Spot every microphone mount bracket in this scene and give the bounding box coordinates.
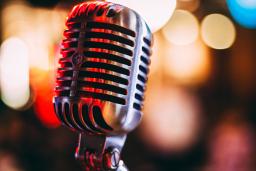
[75,133,128,171]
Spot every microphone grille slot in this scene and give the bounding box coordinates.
[72,103,89,131]
[81,104,102,133]
[92,106,113,131]
[86,21,136,37]
[55,102,68,126]
[64,102,79,129]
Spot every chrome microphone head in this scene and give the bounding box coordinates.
[53,1,153,135]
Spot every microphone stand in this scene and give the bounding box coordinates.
[75,133,129,171]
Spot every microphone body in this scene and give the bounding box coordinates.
[53,1,152,170]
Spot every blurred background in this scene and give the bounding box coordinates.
[0,0,256,170]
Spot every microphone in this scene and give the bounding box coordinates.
[53,1,152,170]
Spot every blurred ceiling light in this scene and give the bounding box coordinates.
[162,9,199,45]
[201,14,236,50]
[0,37,30,110]
[164,39,211,85]
[227,0,256,29]
[176,0,200,12]
[106,0,177,32]
[141,85,202,153]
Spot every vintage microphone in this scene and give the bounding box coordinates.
[53,1,152,170]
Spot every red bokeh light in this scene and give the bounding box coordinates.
[31,69,61,128]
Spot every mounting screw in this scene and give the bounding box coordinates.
[104,148,121,170]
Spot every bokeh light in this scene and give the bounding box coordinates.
[0,37,30,109]
[205,113,254,171]
[162,9,199,45]
[0,153,22,171]
[227,0,256,29]
[2,3,67,70]
[1,2,65,125]
[106,0,177,32]
[31,69,61,128]
[201,14,236,49]
[141,85,202,153]
[164,39,211,85]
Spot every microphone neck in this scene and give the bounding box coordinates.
[75,133,128,171]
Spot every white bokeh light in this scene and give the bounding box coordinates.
[0,37,30,109]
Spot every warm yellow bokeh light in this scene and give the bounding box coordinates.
[164,39,211,85]
[0,37,30,109]
[162,10,199,45]
[201,14,236,49]
[106,0,177,32]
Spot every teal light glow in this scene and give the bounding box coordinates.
[227,0,256,29]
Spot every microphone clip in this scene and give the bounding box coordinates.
[75,133,128,171]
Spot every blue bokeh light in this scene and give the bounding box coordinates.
[227,0,256,29]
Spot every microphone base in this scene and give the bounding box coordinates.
[75,133,128,171]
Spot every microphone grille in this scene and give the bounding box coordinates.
[54,1,153,133]
[56,2,137,106]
